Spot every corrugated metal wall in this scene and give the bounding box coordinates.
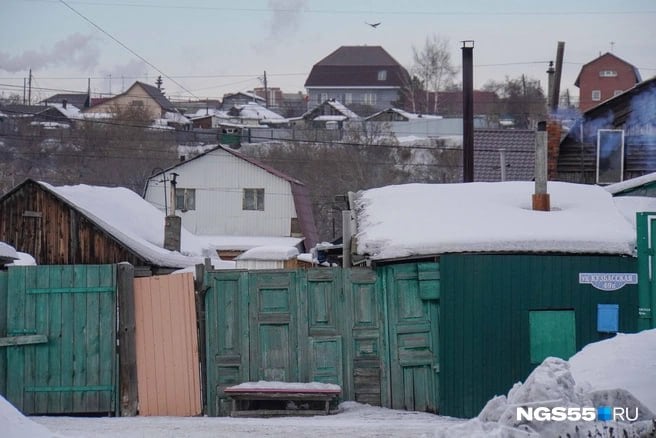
[133,273,201,416]
[439,254,639,418]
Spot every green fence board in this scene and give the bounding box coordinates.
[0,271,7,396]
[205,265,440,416]
[3,265,117,415]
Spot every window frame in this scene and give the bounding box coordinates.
[599,70,618,77]
[242,188,265,211]
[591,90,601,101]
[377,70,387,81]
[175,188,196,211]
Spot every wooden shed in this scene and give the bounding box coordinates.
[352,181,645,418]
[0,179,200,273]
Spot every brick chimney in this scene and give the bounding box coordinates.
[547,120,561,180]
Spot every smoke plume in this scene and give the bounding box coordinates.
[0,33,100,73]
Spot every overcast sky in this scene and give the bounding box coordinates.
[1,0,655,103]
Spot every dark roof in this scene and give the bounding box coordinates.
[305,46,409,88]
[39,93,89,108]
[574,52,642,87]
[136,81,177,112]
[146,146,319,250]
[562,76,656,144]
[0,104,47,116]
[474,129,536,182]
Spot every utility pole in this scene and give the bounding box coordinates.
[551,42,565,113]
[546,61,555,111]
[109,74,112,95]
[263,71,269,108]
[28,69,32,105]
[23,77,26,104]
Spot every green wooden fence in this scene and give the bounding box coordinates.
[204,264,441,416]
[0,265,117,415]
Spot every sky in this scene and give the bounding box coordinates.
[1,0,655,104]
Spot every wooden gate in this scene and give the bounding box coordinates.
[1,265,117,415]
[204,264,440,416]
[133,273,201,416]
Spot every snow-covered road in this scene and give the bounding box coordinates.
[32,402,463,438]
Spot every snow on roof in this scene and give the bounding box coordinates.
[355,181,637,260]
[39,182,210,268]
[605,172,656,194]
[233,102,285,120]
[201,235,303,251]
[0,242,19,260]
[326,100,359,119]
[164,111,191,124]
[314,115,347,122]
[236,246,299,261]
[613,196,656,228]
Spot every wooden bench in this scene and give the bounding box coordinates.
[224,382,341,417]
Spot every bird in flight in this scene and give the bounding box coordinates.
[366,22,381,28]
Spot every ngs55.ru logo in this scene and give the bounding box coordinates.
[516,406,639,422]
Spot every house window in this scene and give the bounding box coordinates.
[320,93,328,104]
[591,90,601,101]
[529,310,576,364]
[130,99,144,107]
[243,188,264,211]
[377,70,387,81]
[363,93,377,105]
[596,129,625,184]
[599,70,618,77]
[175,188,196,211]
[344,93,352,105]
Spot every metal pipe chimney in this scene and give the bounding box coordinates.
[462,41,474,182]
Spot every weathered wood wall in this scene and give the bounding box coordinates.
[0,180,146,266]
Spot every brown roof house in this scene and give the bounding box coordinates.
[304,46,410,115]
[575,52,642,112]
[83,81,190,129]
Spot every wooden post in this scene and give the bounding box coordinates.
[117,263,138,416]
[195,263,208,414]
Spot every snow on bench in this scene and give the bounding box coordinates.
[224,381,342,417]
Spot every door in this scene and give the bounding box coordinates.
[384,263,440,413]
[3,265,117,414]
[248,271,299,382]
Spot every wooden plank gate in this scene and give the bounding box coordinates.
[204,264,440,416]
[0,265,117,415]
[133,273,201,416]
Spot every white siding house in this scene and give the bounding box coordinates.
[143,146,318,251]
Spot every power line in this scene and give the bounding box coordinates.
[57,0,199,99]
[27,0,656,16]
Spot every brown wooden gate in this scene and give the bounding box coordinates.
[133,273,201,416]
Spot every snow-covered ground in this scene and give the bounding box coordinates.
[3,329,655,437]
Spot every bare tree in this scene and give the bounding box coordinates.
[412,35,458,115]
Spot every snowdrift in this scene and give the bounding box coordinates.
[438,329,656,437]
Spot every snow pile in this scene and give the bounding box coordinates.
[570,329,656,413]
[226,381,341,393]
[355,181,637,260]
[613,196,656,228]
[438,331,656,437]
[1,395,58,438]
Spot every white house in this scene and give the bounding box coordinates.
[143,145,319,253]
